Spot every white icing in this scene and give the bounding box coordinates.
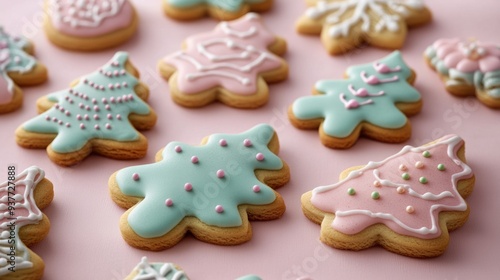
[133,257,187,280]
[50,0,125,28]
[0,166,45,276]
[304,0,424,38]
[312,135,472,236]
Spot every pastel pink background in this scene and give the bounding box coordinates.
[1,0,499,279]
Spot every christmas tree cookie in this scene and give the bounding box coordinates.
[0,27,48,114]
[109,124,290,250]
[425,38,500,108]
[163,0,273,21]
[44,0,139,51]
[289,51,422,149]
[296,0,432,55]
[158,13,288,109]
[16,52,157,166]
[301,135,475,258]
[0,166,54,280]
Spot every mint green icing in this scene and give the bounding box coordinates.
[116,124,283,238]
[0,27,37,102]
[21,52,151,153]
[167,0,264,12]
[426,44,500,99]
[291,51,421,138]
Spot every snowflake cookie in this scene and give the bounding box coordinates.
[158,13,288,109]
[0,27,48,114]
[425,38,500,108]
[163,0,273,21]
[289,51,421,149]
[301,135,475,258]
[296,0,432,55]
[109,124,290,250]
[16,52,157,166]
[0,166,54,279]
[44,0,138,51]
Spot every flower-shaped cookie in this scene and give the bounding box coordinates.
[163,0,273,21]
[301,135,475,257]
[425,38,500,108]
[158,13,288,109]
[109,124,290,250]
[296,0,432,55]
[289,51,421,148]
[0,166,54,279]
[16,52,157,166]
[0,27,48,114]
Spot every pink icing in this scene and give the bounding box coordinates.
[216,169,225,178]
[310,135,473,239]
[433,38,500,73]
[49,0,134,37]
[360,71,399,85]
[163,13,284,95]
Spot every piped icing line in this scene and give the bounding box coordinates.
[48,0,134,37]
[21,51,151,153]
[291,51,420,138]
[304,0,425,38]
[166,0,265,13]
[162,13,285,95]
[425,38,500,99]
[0,27,37,104]
[0,166,45,276]
[132,257,187,280]
[311,135,473,238]
[115,124,284,239]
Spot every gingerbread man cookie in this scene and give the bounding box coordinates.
[158,13,288,109]
[44,0,139,51]
[109,124,290,250]
[163,0,273,21]
[0,27,48,114]
[16,52,157,166]
[0,166,54,279]
[296,0,432,55]
[425,38,500,108]
[301,135,474,257]
[289,51,421,149]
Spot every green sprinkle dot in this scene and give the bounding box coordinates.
[419,177,428,184]
[422,151,431,158]
[437,164,445,171]
[371,191,380,200]
[402,173,410,180]
[347,188,356,195]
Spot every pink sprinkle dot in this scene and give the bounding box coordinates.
[89,81,94,87]
[76,114,82,120]
[122,81,128,87]
[115,82,121,88]
[58,120,63,125]
[65,111,71,116]
[52,117,57,122]
[113,70,119,76]
[108,84,114,89]
[110,97,116,103]
[216,169,225,178]
[399,164,407,171]
[255,153,265,161]
[415,161,424,169]
[373,180,381,187]
[55,104,60,109]
[94,105,100,112]
[80,123,86,129]
[85,105,91,111]
[105,123,112,130]
[127,94,134,100]
[84,114,90,120]
[184,183,193,191]
[165,198,173,207]
[92,98,97,104]
[69,89,74,94]
[105,105,111,110]
[107,113,113,120]
[94,124,100,130]
[112,61,119,67]
[84,78,88,83]
[66,123,71,127]
[243,139,252,147]
[132,173,140,181]
[116,114,122,120]
[397,186,406,194]
[45,115,50,121]
[102,98,108,104]
[252,185,261,192]
[99,85,105,90]
[117,97,122,103]
[174,146,182,153]
[219,139,227,146]
[215,205,224,213]
[94,114,100,120]
[79,103,84,109]
[191,156,199,163]
[406,205,415,214]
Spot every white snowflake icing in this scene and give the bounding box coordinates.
[51,0,126,28]
[305,0,424,37]
[132,257,187,280]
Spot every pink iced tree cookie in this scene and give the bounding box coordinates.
[158,13,288,108]
[425,38,500,108]
[301,135,475,257]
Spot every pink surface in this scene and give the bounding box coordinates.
[0,0,500,279]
